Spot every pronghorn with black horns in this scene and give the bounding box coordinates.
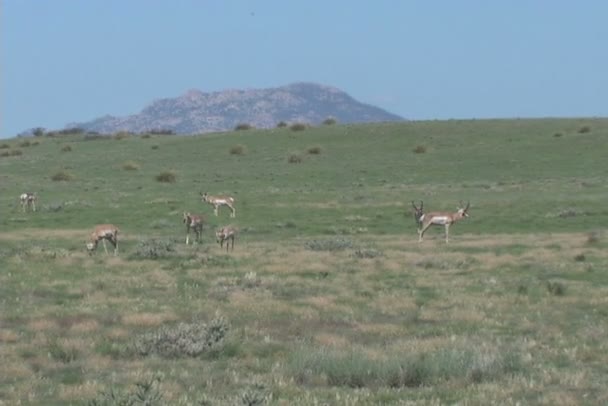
[86,224,120,255]
[183,212,205,245]
[411,200,424,233]
[418,201,470,243]
[200,192,236,218]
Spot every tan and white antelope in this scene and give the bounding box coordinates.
[411,200,424,232]
[201,192,236,218]
[216,225,237,252]
[183,212,205,245]
[86,224,120,255]
[418,201,470,243]
[20,192,37,212]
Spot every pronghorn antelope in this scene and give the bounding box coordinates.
[183,212,205,245]
[418,201,470,243]
[20,192,37,212]
[201,192,236,218]
[86,224,120,255]
[411,200,424,232]
[216,225,237,252]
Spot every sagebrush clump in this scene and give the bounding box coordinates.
[133,316,230,358]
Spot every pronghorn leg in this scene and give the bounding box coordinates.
[32,202,36,212]
[445,224,450,244]
[102,239,108,254]
[186,230,190,245]
[214,207,219,216]
[231,206,236,218]
[419,223,432,242]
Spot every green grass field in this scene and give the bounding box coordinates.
[1,119,607,405]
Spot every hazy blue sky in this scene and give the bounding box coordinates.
[3,1,608,137]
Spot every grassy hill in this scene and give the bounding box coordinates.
[1,119,607,404]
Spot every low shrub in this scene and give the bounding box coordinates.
[132,315,230,358]
[305,238,354,252]
[61,145,72,152]
[234,123,254,131]
[290,123,307,131]
[351,248,383,259]
[230,144,247,155]
[307,145,322,155]
[155,170,176,183]
[123,161,140,171]
[276,121,288,128]
[322,117,337,125]
[413,145,427,154]
[578,125,591,134]
[51,170,74,181]
[131,238,176,259]
[546,281,566,296]
[0,143,9,149]
[287,153,303,164]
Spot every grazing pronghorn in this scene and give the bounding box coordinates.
[418,201,470,243]
[216,225,237,252]
[183,212,205,245]
[20,192,37,212]
[411,200,424,232]
[86,224,120,255]
[201,192,236,218]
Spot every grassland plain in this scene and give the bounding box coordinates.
[0,118,607,405]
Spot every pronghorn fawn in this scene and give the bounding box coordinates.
[216,225,237,252]
[86,224,120,255]
[20,192,37,212]
[183,212,205,245]
[418,201,470,243]
[201,192,236,218]
[411,200,424,233]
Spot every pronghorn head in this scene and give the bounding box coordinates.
[457,201,471,218]
[183,212,191,223]
[86,241,95,253]
[200,192,208,202]
[411,200,424,223]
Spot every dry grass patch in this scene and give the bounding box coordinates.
[0,329,20,343]
[28,318,59,332]
[122,312,176,327]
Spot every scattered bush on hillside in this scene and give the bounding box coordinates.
[83,134,109,141]
[0,149,23,158]
[88,376,164,406]
[235,123,254,131]
[305,238,354,252]
[61,145,73,152]
[51,170,74,181]
[33,127,45,137]
[578,125,591,134]
[149,128,174,135]
[151,144,160,150]
[351,248,383,259]
[0,143,9,149]
[323,117,337,125]
[123,161,140,171]
[19,140,33,148]
[230,144,247,155]
[132,315,230,358]
[287,153,303,164]
[155,170,176,183]
[553,132,563,138]
[546,281,566,296]
[276,121,288,128]
[290,123,307,132]
[307,145,322,155]
[413,145,427,154]
[131,238,176,259]
[113,131,132,140]
[140,133,152,139]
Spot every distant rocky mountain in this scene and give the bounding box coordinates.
[68,82,404,134]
